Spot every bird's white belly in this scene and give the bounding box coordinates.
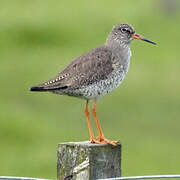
[78,69,127,100]
[85,60,131,99]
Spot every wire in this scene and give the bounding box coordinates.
[0,176,51,180]
[98,175,180,180]
[1,174,180,180]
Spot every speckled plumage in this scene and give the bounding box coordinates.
[30,24,135,100]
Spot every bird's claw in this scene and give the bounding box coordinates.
[94,136,119,146]
[90,138,102,144]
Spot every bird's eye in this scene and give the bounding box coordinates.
[121,28,131,34]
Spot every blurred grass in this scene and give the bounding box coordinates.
[0,0,180,178]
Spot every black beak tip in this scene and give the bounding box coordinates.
[142,38,157,45]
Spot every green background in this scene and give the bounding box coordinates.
[0,0,180,179]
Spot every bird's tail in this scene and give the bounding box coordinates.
[30,86,48,92]
[30,85,68,92]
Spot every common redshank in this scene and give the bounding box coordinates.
[30,23,156,145]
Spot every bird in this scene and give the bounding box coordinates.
[30,23,156,146]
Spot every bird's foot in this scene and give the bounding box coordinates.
[90,138,103,144]
[90,137,117,145]
[96,136,119,146]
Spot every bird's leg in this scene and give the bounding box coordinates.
[92,100,104,138]
[85,100,99,144]
[92,100,118,146]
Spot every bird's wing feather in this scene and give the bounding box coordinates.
[38,45,113,90]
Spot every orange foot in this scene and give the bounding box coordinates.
[90,138,102,144]
[95,136,119,146]
[90,138,118,145]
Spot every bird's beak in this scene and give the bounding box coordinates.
[131,33,156,45]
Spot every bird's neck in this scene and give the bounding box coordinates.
[105,39,132,73]
[106,37,130,50]
[106,39,131,60]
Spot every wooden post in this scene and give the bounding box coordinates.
[57,141,121,180]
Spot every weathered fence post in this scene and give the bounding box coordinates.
[57,141,121,180]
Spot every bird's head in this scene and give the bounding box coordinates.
[107,23,156,46]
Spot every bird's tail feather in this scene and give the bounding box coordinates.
[30,85,68,92]
[30,86,47,92]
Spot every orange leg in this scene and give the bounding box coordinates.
[92,100,118,146]
[84,100,99,144]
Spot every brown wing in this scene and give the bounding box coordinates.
[36,45,113,90]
